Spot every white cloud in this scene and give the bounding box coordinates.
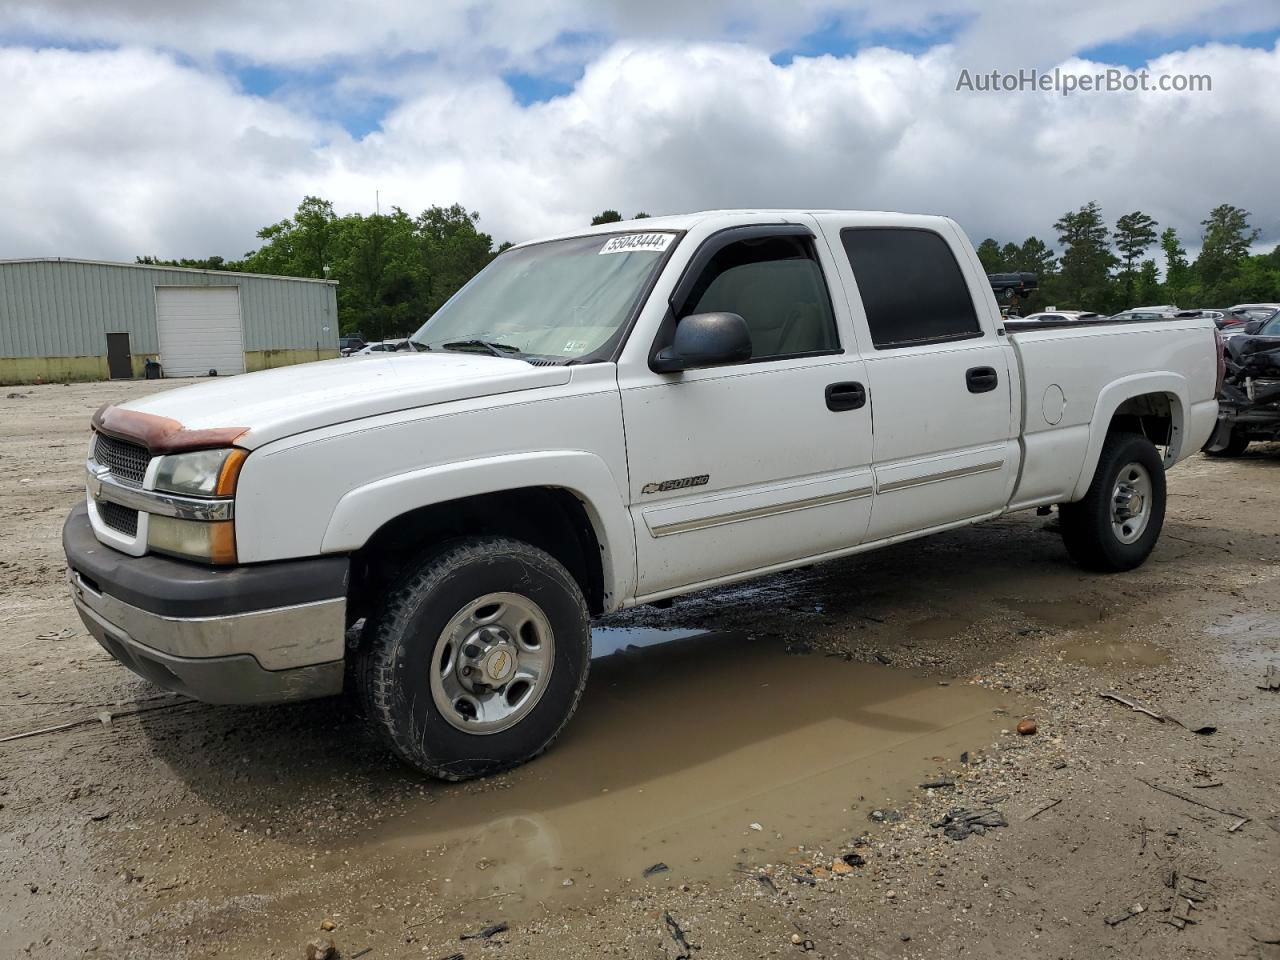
[332,40,1280,251]
[0,46,332,257]
[1,24,1279,263]
[4,0,1277,72]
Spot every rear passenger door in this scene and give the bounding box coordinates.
[816,219,1019,541]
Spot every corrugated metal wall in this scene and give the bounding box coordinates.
[0,259,338,358]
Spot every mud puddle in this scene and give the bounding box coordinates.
[118,631,1017,942]
[1205,612,1280,638]
[360,631,1014,917]
[1206,612,1280,670]
[996,596,1169,666]
[1001,597,1110,630]
[902,614,975,643]
[591,625,705,656]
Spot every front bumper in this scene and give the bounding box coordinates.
[63,503,349,705]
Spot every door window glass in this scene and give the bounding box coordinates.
[840,228,982,349]
[682,235,839,360]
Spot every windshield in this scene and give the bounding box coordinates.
[409,232,676,361]
[1261,313,1280,336]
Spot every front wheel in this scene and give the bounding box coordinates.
[358,537,591,780]
[1059,432,1166,572]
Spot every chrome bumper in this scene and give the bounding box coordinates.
[69,568,346,705]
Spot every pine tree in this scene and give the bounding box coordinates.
[1196,204,1259,288]
[1114,211,1159,304]
[1053,202,1118,310]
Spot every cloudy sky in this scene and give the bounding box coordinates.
[1,0,1278,262]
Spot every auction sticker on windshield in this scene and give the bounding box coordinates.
[599,233,674,255]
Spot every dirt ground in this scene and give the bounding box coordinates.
[2,379,1278,960]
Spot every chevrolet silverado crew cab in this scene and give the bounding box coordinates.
[64,210,1221,780]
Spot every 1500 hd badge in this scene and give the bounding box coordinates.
[641,474,709,495]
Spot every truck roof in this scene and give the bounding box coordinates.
[516,210,957,248]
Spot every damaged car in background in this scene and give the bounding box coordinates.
[1205,309,1280,457]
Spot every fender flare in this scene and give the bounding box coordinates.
[1071,372,1189,501]
[320,450,636,607]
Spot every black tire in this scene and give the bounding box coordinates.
[358,536,591,780]
[1203,428,1250,458]
[1059,432,1166,572]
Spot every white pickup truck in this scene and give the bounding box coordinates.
[64,210,1221,779]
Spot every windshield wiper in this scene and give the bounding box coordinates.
[440,339,522,358]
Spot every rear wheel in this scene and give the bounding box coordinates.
[358,536,591,780]
[1059,432,1166,572]
[1203,427,1250,458]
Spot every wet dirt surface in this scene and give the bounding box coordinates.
[2,380,1279,960]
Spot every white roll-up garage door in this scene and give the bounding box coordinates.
[154,286,246,377]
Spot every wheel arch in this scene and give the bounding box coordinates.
[324,452,636,618]
[1071,374,1188,501]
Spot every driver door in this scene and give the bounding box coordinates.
[618,223,875,599]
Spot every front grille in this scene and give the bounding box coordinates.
[98,500,139,537]
[94,433,150,486]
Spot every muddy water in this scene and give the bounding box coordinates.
[1206,612,1280,670]
[591,625,705,656]
[353,630,1014,918]
[109,631,1016,946]
[1001,597,1110,630]
[999,596,1169,666]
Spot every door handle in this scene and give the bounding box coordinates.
[965,366,999,394]
[825,381,866,411]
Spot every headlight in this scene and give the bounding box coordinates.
[148,448,246,564]
[154,448,247,497]
[148,516,238,565]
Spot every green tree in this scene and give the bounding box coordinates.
[591,209,651,224]
[228,197,503,339]
[1114,211,1158,304]
[333,208,420,341]
[1160,227,1190,296]
[414,204,498,319]
[1052,202,1118,310]
[136,255,240,271]
[1014,236,1058,277]
[1133,259,1162,305]
[1196,204,1259,290]
[976,238,1006,272]
[999,241,1020,270]
[1231,254,1280,303]
[242,196,339,279]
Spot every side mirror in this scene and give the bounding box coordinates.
[1243,319,1263,334]
[651,312,752,373]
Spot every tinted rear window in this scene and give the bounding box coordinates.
[840,228,982,349]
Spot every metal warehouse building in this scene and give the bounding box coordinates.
[0,258,339,385]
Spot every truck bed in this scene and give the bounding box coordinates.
[1003,315,1219,512]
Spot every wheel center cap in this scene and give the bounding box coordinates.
[1115,487,1144,521]
[484,646,515,683]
